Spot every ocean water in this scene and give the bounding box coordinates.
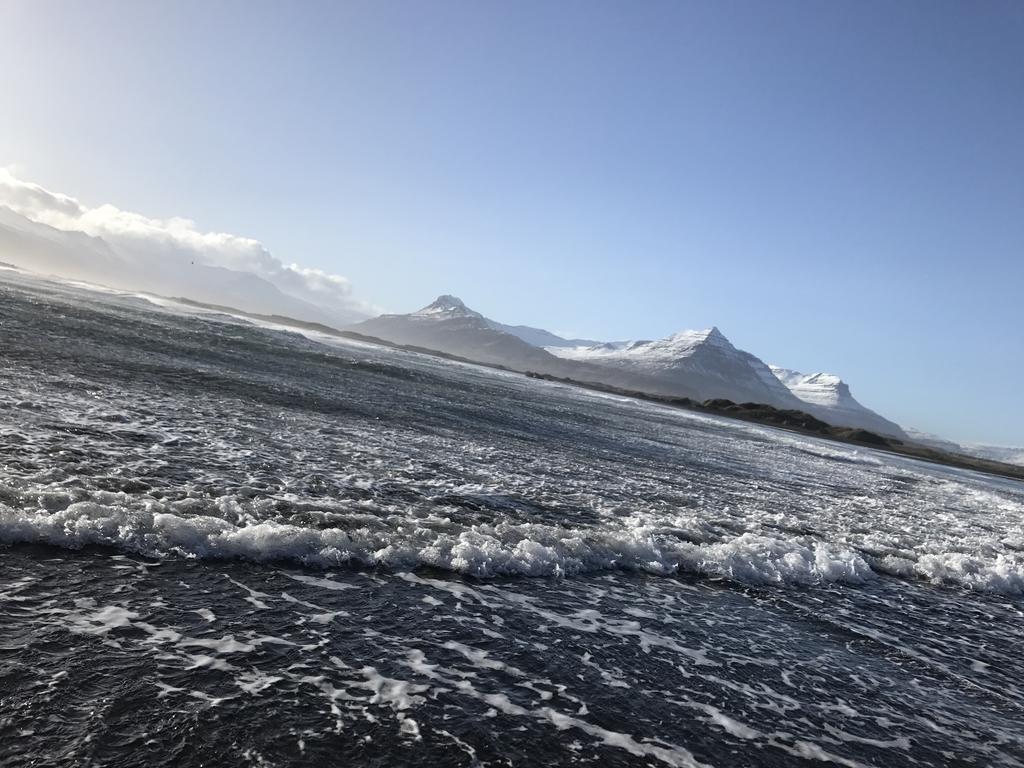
[1,271,1023,767]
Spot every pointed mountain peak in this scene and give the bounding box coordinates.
[431,294,467,309]
[698,326,732,347]
[413,294,483,318]
[665,326,733,349]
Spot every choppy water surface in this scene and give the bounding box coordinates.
[1,272,1023,767]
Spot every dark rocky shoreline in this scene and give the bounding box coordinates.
[525,372,1024,482]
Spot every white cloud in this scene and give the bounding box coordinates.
[0,168,376,320]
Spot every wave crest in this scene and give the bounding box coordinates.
[6,499,1021,594]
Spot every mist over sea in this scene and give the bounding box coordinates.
[2,271,1023,767]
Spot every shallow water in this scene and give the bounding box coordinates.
[1,272,1022,766]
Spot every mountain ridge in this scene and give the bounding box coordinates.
[0,208,964,449]
[353,294,911,440]
[348,296,703,399]
[547,325,816,416]
[768,366,906,438]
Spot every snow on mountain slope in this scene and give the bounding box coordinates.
[739,352,810,409]
[545,326,907,437]
[352,296,910,441]
[405,295,600,347]
[411,294,484,318]
[348,296,702,397]
[770,366,906,438]
[548,327,811,409]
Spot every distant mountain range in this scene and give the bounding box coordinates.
[352,295,912,439]
[547,327,809,410]
[2,207,1020,463]
[353,296,1024,462]
[352,295,702,398]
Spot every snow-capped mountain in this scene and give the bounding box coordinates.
[353,299,911,438]
[348,296,702,397]
[408,296,599,347]
[769,367,906,438]
[543,327,909,438]
[410,294,484,318]
[548,328,812,410]
[548,326,908,436]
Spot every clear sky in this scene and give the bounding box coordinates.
[1,1,1022,444]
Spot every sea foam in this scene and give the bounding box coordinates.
[3,498,1022,594]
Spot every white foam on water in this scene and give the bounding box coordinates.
[4,270,1024,615]
[180,635,256,654]
[0,500,873,585]
[63,601,140,636]
[403,649,712,768]
[5,495,1023,595]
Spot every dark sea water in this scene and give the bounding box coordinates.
[1,270,1023,767]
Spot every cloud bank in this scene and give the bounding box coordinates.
[0,169,375,322]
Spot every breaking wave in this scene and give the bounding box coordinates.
[3,499,1022,595]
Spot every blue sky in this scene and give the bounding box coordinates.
[1,1,1022,444]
